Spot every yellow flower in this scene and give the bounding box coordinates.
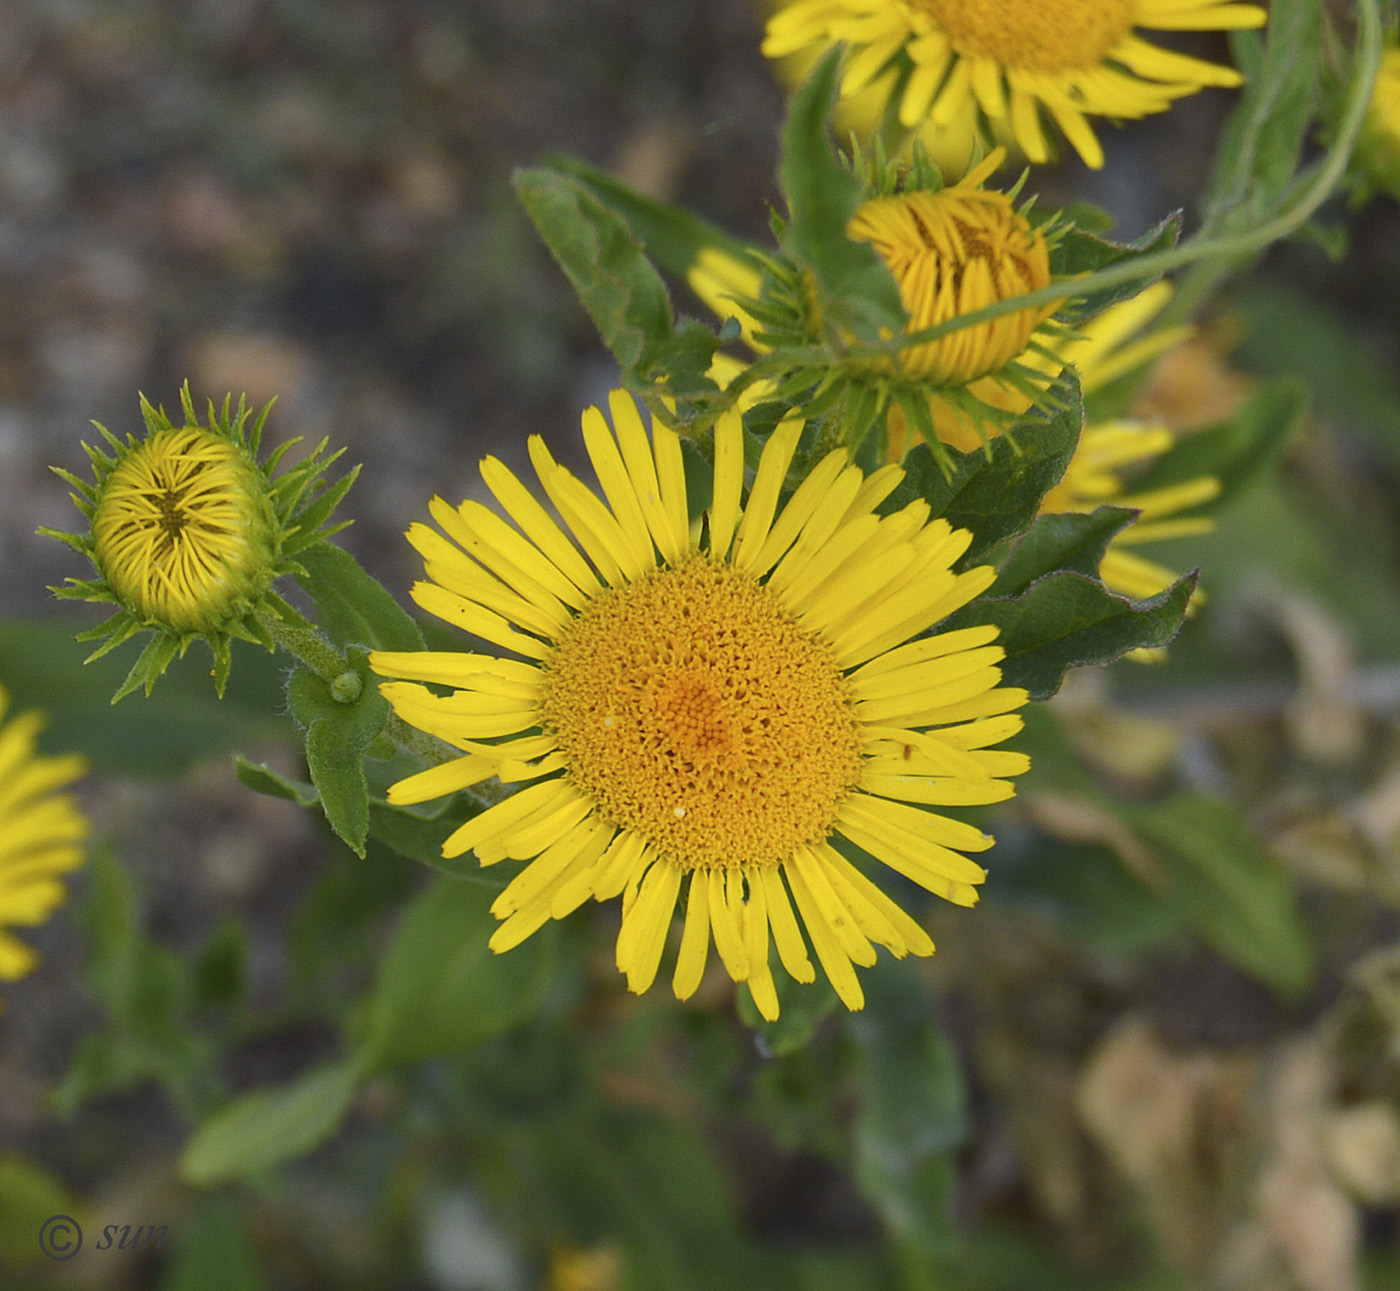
[0,686,88,999]
[1358,47,1400,199]
[371,392,1028,1017]
[763,0,1266,169]
[847,151,1054,383]
[91,426,278,636]
[45,386,356,699]
[847,149,1059,448]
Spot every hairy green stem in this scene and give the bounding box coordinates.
[258,613,348,685]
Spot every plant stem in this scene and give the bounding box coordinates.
[258,612,348,684]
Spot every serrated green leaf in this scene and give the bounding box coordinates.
[946,570,1197,699]
[293,542,425,652]
[1131,793,1315,993]
[880,376,1082,564]
[287,649,390,856]
[991,506,1138,597]
[1124,379,1307,513]
[550,156,756,281]
[515,167,684,384]
[780,49,905,337]
[362,875,557,1067]
[1051,213,1182,320]
[180,1055,367,1187]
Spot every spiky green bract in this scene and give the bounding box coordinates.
[41,382,360,702]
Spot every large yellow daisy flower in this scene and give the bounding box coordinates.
[763,0,1266,169]
[371,393,1029,1017]
[0,686,88,999]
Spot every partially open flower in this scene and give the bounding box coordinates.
[847,153,1053,385]
[90,425,279,636]
[44,385,357,700]
[848,150,1060,447]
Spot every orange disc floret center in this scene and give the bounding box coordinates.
[539,556,863,871]
[913,0,1135,72]
[848,187,1053,384]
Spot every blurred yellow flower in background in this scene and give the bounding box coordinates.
[763,0,1265,169]
[1357,46,1400,200]
[0,686,88,1002]
[372,393,1028,1017]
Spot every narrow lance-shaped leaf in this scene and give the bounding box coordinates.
[779,48,905,338]
[294,542,425,652]
[1131,793,1315,994]
[515,167,718,396]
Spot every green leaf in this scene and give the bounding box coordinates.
[1050,213,1181,320]
[287,649,390,856]
[990,506,1138,598]
[1131,793,1315,993]
[550,156,757,282]
[367,799,495,883]
[515,167,717,390]
[293,542,425,652]
[234,755,318,807]
[989,836,1183,955]
[737,973,838,1054]
[159,1198,264,1291]
[0,619,290,775]
[946,570,1197,699]
[1204,0,1323,235]
[779,49,905,336]
[849,959,966,1246]
[362,874,557,1067]
[1124,379,1308,513]
[880,377,1082,564]
[0,1154,83,1270]
[180,1055,367,1187]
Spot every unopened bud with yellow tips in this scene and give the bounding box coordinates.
[42,383,358,701]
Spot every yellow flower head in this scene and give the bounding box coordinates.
[847,151,1054,386]
[763,0,1266,169]
[45,385,356,699]
[372,392,1029,1017]
[90,426,278,636]
[0,686,88,999]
